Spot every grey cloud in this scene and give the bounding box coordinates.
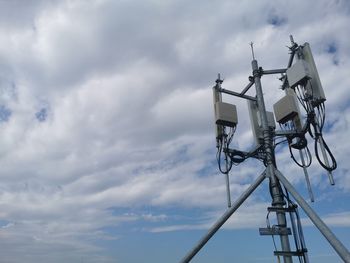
[0,0,350,262]
[0,0,59,30]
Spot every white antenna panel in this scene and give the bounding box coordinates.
[248,100,275,145]
[214,101,238,128]
[273,94,300,124]
[286,59,311,88]
[301,43,326,105]
[213,87,223,139]
[285,88,303,131]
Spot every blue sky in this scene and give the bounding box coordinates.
[0,0,349,262]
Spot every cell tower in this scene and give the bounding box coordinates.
[179,36,350,263]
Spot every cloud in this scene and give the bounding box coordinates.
[149,201,269,233]
[302,211,350,227]
[0,0,349,262]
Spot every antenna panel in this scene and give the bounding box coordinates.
[248,100,275,145]
[248,100,260,145]
[285,88,303,131]
[214,101,238,128]
[301,43,326,105]
[286,59,311,88]
[213,88,223,139]
[273,94,300,124]
[260,111,275,129]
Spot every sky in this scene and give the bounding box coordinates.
[0,0,349,262]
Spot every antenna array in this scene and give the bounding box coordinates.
[179,36,350,263]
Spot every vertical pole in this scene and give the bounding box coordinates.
[298,150,315,202]
[275,170,350,263]
[225,160,232,207]
[252,59,293,263]
[213,77,223,148]
[318,135,335,185]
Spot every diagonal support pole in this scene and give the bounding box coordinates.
[275,170,350,263]
[179,171,266,263]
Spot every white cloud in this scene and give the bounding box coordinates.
[0,0,349,262]
[302,211,350,227]
[149,201,269,233]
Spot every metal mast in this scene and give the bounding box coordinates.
[179,37,350,263]
[251,56,293,263]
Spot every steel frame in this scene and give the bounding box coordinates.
[179,42,350,262]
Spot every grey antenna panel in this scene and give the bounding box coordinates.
[248,100,275,145]
[273,94,300,124]
[301,42,326,106]
[214,101,238,128]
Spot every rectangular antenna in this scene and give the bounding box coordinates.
[214,101,238,128]
[248,100,275,145]
[213,87,223,140]
[285,88,303,130]
[286,59,311,88]
[301,43,326,106]
[273,94,300,124]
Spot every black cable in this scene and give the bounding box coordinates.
[297,79,337,172]
[216,137,227,174]
[283,187,307,263]
[289,209,303,263]
[274,139,288,149]
[314,134,337,171]
[294,206,308,263]
[302,146,312,167]
[315,103,325,131]
[216,126,238,174]
[296,86,308,113]
[288,144,312,168]
[217,138,230,174]
[266,211,281,263]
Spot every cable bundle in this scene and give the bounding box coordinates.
[216,126,236,174]
[295,82,337,172]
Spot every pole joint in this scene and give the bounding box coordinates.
[253,66,263,78]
